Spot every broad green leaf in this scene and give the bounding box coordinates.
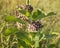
[5,16,26,24]
[32,10,46,20]
[32,10,56,20]
[23,37,32,46]
[19,9,26,15]
[19,9,31,18]
[5,16,17,23]
[16,32,32,46]
[47,12,56,16]
[3,27,19,36]
[18,39,32,48]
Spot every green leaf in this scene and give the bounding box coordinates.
[32,9,46,20]
[47,12,56,16]
[16,32,32,46]
[3,27,19,36]
[25,11,31,17]
[51,32,59,35]
[19,9,31,17]
[5,16,26,24]
[45,33,57,39]
[18,39,32,48]
[32,10,56,20]
[47,44,56,48]
[19,9,26,15]
[5,16,17,23]
[16,18,25,24]
[18,39,27,48]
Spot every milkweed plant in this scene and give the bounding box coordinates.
[0,0,58,48]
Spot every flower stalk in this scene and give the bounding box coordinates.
[26,0,30,5]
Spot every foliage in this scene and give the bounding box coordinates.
[0,0,60,48]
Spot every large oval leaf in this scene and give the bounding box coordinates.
[5,16,26,24]
[19,9,26,15]
[18,39,32,48]
[47,12,56,16]
[32,9,46,20]
[3,27,19,36]
[5,16,17,23]
[16,32,32,46]
[32,10,56,20]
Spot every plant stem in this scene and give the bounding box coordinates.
[26,0,30,5]
[34,34,40,48]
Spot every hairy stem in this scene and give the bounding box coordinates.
[26,0,30,5]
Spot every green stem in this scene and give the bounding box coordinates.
[26,0,30,5]
[34,35,40,48]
